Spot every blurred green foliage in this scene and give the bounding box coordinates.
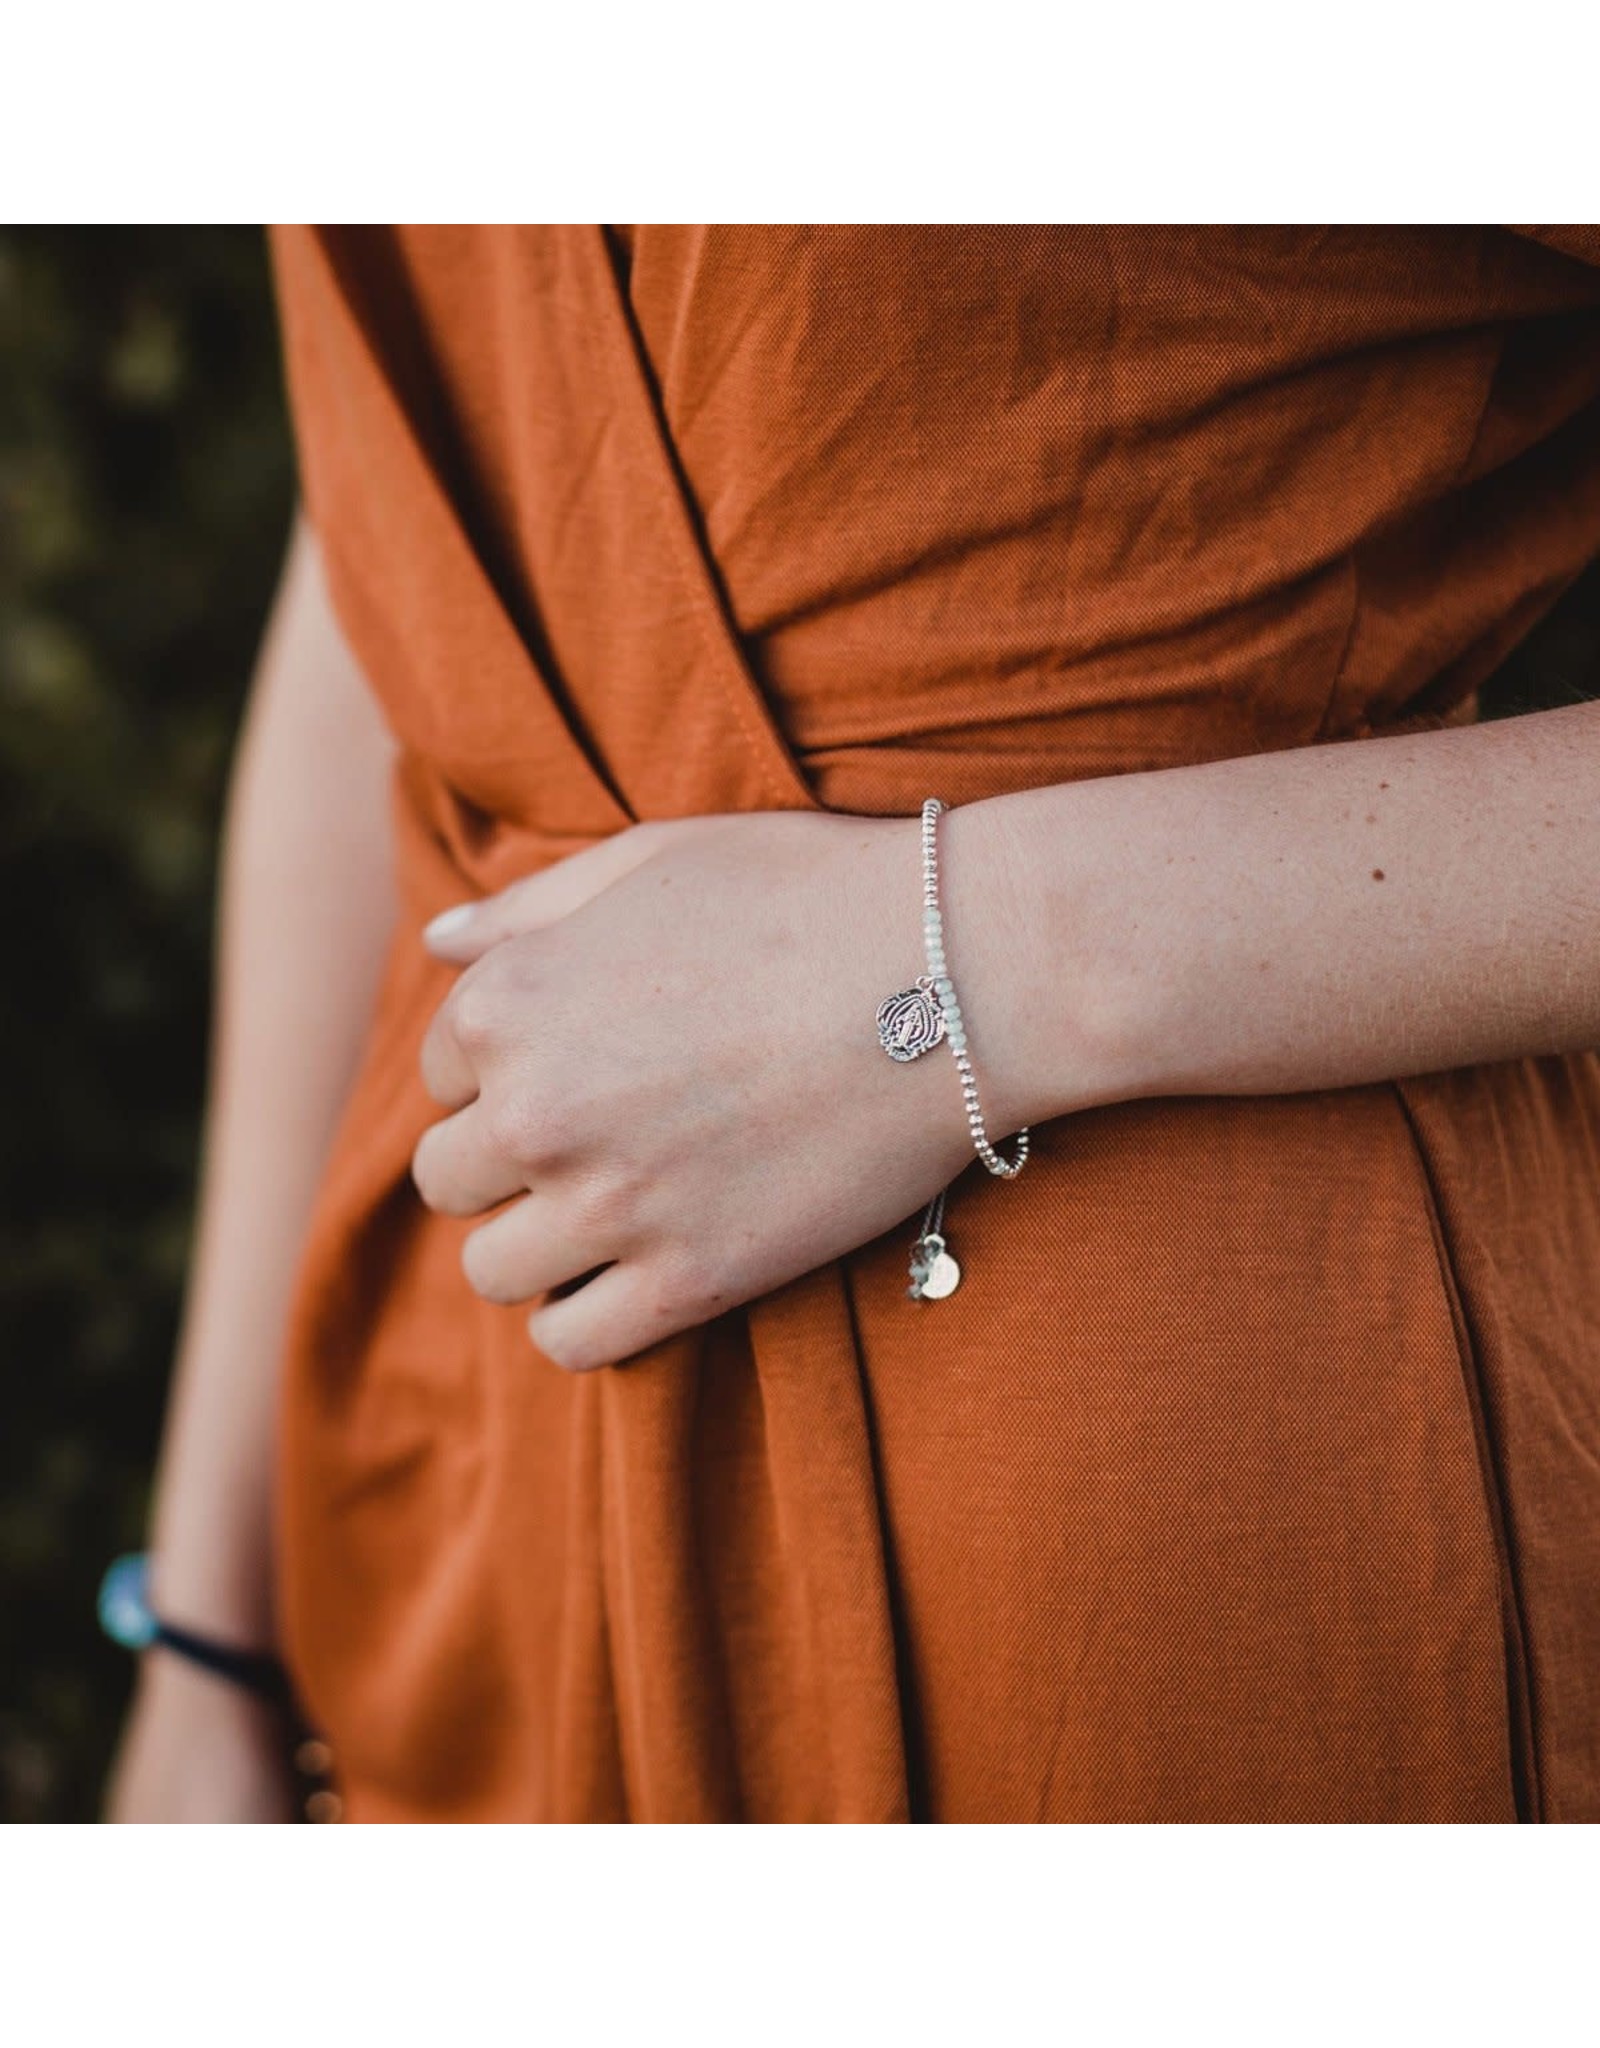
[0,227,293,1821]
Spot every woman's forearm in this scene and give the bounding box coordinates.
[405,679,1599,1375]
[143,512,398,1646]
[963,698,1600,1130]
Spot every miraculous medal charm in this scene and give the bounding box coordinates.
[878,975,962,1298]
[875,976,946,1062]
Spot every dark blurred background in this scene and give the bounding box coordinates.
[2,228,1599,1824]
[1,227,293,1821]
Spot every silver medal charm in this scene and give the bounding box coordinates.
[908,1232,961,1301]
[876,975,947,1062]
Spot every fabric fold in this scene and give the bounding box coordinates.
[264,225,1600,1820]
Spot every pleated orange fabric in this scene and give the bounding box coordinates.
[265,226,1600,1822]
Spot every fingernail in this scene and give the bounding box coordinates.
[423,903,477,946]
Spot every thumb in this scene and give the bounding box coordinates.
[420,818,685,963]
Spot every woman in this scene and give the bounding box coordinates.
[108,226,1600,1822]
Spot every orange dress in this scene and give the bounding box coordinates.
[266,226,1600,1822]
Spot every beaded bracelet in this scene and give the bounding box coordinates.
[98,1550,344,1819]
[875,797,1030,1298]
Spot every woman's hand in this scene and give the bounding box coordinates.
[104,1656,297,1823]
[411,808,1047,1372]
[411,699,1600,1373]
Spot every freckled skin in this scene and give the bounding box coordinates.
[412,700,1600,1369]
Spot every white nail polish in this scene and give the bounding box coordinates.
[424,903,476,944]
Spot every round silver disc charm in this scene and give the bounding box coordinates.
[918,1249,961,1300]
[876,976,947,1062]
[909,1233,962,1300]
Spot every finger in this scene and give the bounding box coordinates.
[420,818,686,962]
[460,1191,617,1307]
[411,1100,526,1218]
[527,1259,689,1374]
[417,967,488,1108]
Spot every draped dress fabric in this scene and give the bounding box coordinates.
[264,226,1600,1823]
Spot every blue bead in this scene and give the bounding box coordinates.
[98,1551,158,1651]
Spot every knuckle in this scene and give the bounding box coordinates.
[446,972,502,1056]
[417,1016,459,1104]
[484,1087,558,1169]
[661,1245,726,1330]
[529,1312,602,1375]
[409,1128,441,1207]
[568,1157,645,1240]
[460,1229,516,1305]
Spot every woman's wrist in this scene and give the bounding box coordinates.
[144,1531,278,1657]
[944,783,1156,1136]
[133,1637,285,1716]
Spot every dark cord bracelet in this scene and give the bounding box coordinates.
[148,1614,294,1708]
[99,1552,342,1818]
[97,1552,291,1707]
